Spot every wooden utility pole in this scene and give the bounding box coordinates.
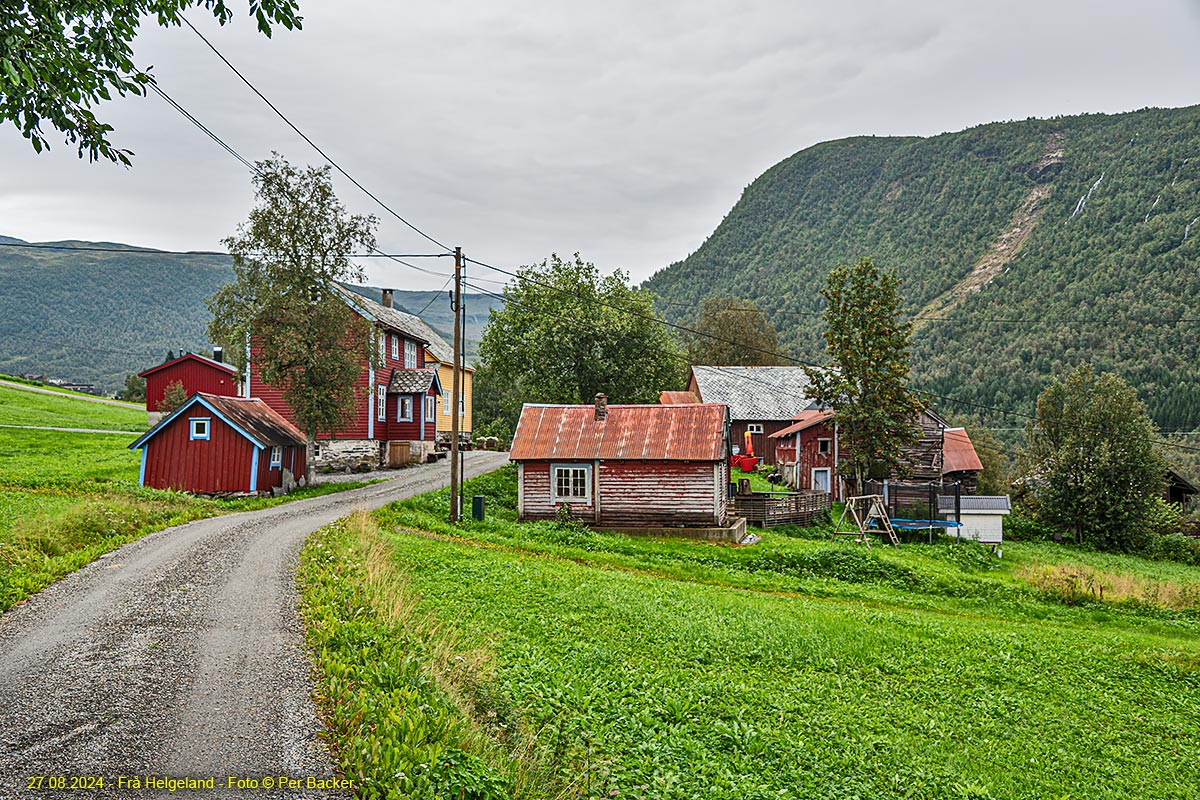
[449,245,463,522]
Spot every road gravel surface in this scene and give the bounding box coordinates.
[0,451,509,799]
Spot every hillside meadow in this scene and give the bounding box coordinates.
[0,387,369,611]
[300,465,1200,800]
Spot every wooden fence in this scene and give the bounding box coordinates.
[733,490,831,528]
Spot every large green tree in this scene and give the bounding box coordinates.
[804,257,924,488]
[1020,364,1167,551]
[207,154,375,484]
[476,253,684,433]
[684,296,788,366]
[0,1,301,164]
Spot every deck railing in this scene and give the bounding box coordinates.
[732,490,831,528]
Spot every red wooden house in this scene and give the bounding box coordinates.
[138,353,238,424]
[248,286,441,469]
[768,409,839,497]
[130,393,306,494]
[510,396,733,530]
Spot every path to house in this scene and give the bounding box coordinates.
[0,379,143,408]
[0,450,510,799]
[0,423,145,435]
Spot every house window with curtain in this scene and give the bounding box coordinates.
[404,339,417,369]
[397,396,413,422]
[424,395,435,422]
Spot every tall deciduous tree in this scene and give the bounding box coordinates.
[476,253,684,433]
[0,2,301,164]
[804,257,924,489]
[1020,364,1166,551]
[207,154,376,484]
[684,296,788,366]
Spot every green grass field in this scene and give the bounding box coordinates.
[0,382,146,431]
[300,466,1200,800]
[0,389,370,612]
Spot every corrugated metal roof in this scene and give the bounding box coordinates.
[202,394,306,446]
[510,403,727,461]
[138,352,236,378]
[387,367,438,394]
[768,409,833,438]
[938,495,1011,513]
[659,390,699,404]
[942,427,984,474]
[690,366,814,421]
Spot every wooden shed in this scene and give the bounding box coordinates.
[130,392,306,494]
[138,353,238,424]
[510,396,732,530]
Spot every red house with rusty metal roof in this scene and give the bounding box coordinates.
[138,353,238,425]
[130,392,306,494]
[510,395,734,531]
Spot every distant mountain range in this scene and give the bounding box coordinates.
[645,105,1200,432]
[0,237,500,392]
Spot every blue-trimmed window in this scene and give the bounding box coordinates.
[270,446,282,468]
[397,395,413,422]
[189,418,210,440]
[390,333,399,360]
[377,385,387,421]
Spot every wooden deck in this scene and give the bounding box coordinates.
[732,490,831,528]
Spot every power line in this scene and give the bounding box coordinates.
[180,15,453,254]
[0,241,452,259]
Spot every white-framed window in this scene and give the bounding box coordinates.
[551,463,592,504]
[442,389,450,416]
[377,385,387,421]
[313,443,322,458]
[397,395,413,422]
[404,339,417,369]
[377,332,386,364]
[390,333,399,360]
[189,418,210,440]
[747,423,764,434]
[270,445,282,467]
[424,395,436,422]
[817,438,831,455]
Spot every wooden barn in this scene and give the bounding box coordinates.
[768,409,839,498]
[138,352,238,425]
[510,396,734,531]
[941,427,985,494]
[129,392,306,495]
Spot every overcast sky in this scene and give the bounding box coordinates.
[2,1,1199,290]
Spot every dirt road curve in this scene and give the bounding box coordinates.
[0,380,143,409]
[0,451,509,799]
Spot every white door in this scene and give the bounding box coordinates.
[812,468,831,493]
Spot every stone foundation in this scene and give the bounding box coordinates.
[315,439,436,471]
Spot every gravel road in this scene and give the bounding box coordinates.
[0,451,509,799]
[0,380,143,410]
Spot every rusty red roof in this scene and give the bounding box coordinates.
[510,403,728,461]
[768,409,834,439]
[942,428,984,474]
[132,393,305,450]
[659,390,699,404]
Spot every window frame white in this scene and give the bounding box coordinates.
[551,463,592,504]
[397,395,413,422]
[746,423,764,434]
[442,389,450,416]
[390,333,399,360]
[376,385,387,422]
[403,339,417,369]
[270,445,283,468]
[424,395,436,422]
[817,438,832,455]
[189,418,210,441]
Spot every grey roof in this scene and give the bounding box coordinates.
[938,495,1012,513]
[334,284,434,349]
[690,365,815,421]
[387,367,438,394]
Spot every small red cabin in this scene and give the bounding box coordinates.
[138,353,238,422]
[130,392,306,494]
[510,397,731,528]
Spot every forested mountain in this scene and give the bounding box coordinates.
[0,238,497,392]
[644,105,1200,433]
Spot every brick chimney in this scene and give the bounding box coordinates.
[381,289,394,308]
[594,393,608,422]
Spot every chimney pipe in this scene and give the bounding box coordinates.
[594,393,608,422]
[382,289,394,309]
[212,346,223,363]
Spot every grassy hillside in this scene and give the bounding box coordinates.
[644,106,1200,432]
[0,238,499,392]
[300,466,1200,799]
[0,382,146,432]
